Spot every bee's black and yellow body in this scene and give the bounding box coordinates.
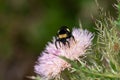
[55,26,75,49]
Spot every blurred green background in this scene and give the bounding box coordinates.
[0,0,117,80]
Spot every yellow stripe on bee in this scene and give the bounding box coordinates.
[59,34,67,38]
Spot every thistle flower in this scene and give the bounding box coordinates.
[34,28,94,80]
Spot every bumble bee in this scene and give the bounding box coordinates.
[55,26,75,49]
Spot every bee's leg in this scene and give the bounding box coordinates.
[66,41,70,48]
[55,40,58,49]
[71,35,76,44]
[58,40,61,48]
[55,39,62,49]
[71,35,75,41]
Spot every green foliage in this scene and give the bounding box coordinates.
[115,1,120,27]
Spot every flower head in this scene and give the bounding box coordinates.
[34,28,94,79]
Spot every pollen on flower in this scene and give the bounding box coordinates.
[34,27,94,79]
